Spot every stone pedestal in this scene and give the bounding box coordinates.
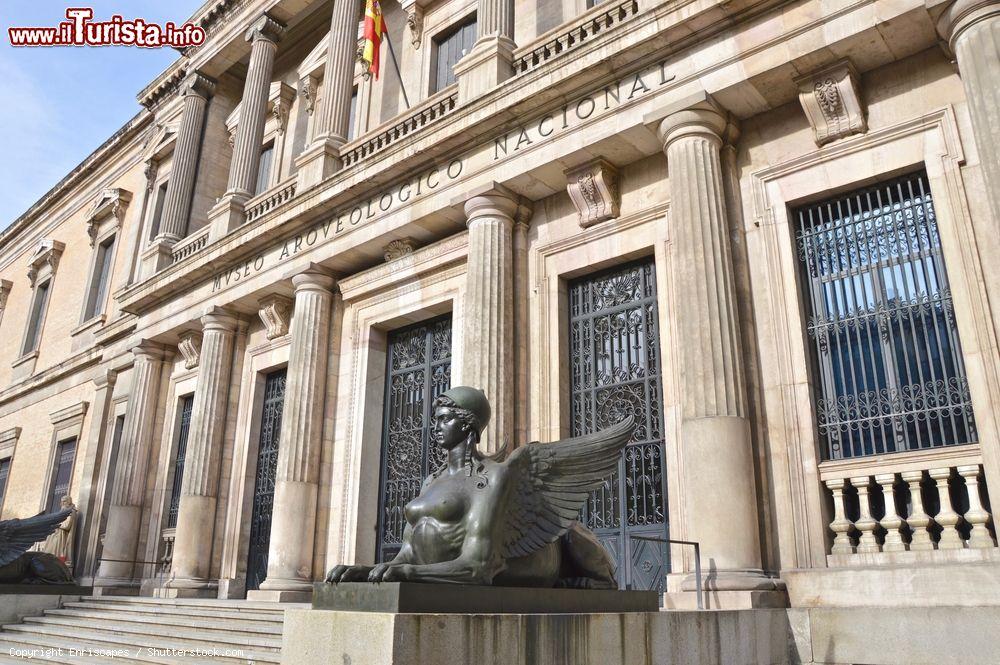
[454,36,516,104]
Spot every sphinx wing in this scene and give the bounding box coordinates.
[0,509,71,567]
[500,415,634,559]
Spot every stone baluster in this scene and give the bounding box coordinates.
[296,0,360,186]
[851,476,880,553]
[168,308,239,593]
[826,479,855,555]
[154,73,216,249]
[95,343,168,587]
[957,465,995,548]
[875,473,907,552]
[656,95,774,592]
[936,1,1000,224]
[209,14,285,237]
[930,467,964,549]
[902,471,935,551]
[256,267,336,598]
[460,184,530,453]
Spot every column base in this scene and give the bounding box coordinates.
[155,578,219,599]
[665,570,787,609]
[454,35,515,105]
[208,191,251,241]
[247,588,312,603]
[90,581,140,596]
[295,138,343,190]
[663,589,788,610]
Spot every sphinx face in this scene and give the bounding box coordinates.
[431,405,469,451]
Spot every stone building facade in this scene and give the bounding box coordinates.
[0,0,998,617]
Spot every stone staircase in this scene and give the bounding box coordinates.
[0,596,308,664]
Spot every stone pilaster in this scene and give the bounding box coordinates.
[254,267,335,599]
[209,14,285,238]
[167,308,239,594]
[656,96,775,594]
[154,72,215,260]
[460,185,530,453]
[296,0,360,187]
[937,1,1000,227]
[454,0,516,103]
[94,343,167,588]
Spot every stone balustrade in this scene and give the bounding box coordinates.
[169,227,210,264]
[822,448,997,566]
[512,0,640,75]
[245,178,298,223]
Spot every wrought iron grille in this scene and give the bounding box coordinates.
[569,258,669,591]
[246,368,287,592]
[795,171,977,460]
[166,395,194,529]
[376,315,453,563]
[47,439,77,513]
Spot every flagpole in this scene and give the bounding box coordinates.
[383,32,411,110]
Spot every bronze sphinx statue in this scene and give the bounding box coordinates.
[0,508,75,584]
[326,386,634,588]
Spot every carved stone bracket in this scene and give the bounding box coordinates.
[565,159,621,228]
[795,60,867,146]
[357,21,371,81]
[177,330,203,370]
[258,293,293,339]
[299,75,318,115]
[27,239,65,286]
[0,279,12,312]
[400,0,427,49]
[269,81,297,136]
[86,188,132,246]
[384,238,417,262]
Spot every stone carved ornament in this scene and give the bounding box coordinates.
[795,60,867,146]
[0,508,75,584]
[326,386,635,587]
[383,238,417,262]
[177,330,203,369]
[258,294,293,339]
[26,239,65,287]
[85,188,132,246]
[565,159,621,228]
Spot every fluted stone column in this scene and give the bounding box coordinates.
[94,343,167,588]
[253,268,335,599]
[154,73,215,250]
[460,185,530,453]
[76,369,118,585]
[167,308,239,594]
[295,0,360,187]
[454,0,516,103]
[209,15,285,237]
[657,96,774,593]
[938,2,1000,224]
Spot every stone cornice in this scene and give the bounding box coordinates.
[0,347,103,408]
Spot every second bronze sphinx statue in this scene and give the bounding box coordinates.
[326,386,634,588]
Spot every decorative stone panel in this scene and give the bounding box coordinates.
[27,239,65,286]
[177,330,203,369]
[795,60,867,146]
[384,238,417,262]
[258,294,293,340]
[565,159,620,228]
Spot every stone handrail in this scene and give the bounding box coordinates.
[169,227,209,264]
[245,178,298,223]
[340,87,458,168]
[820,445,997,565]
[512,0,641,76]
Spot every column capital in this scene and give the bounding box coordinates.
[651,92,729,153]
[934,0,1000,46]
[461,182,533,225]
[92,368,118,389]
[245,13,286,45]
[291,264,337,293]
[200,306,240,332]
[181,71,217,100]
[131,340,168,361]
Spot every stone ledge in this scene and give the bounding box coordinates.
[313,582,659,614]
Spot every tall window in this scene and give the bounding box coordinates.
[166,395,194,529]
[255,143,274,195]
[0,457,10,512]
[796,171,977,460]
[84,233,116,321]
[432,17,476,93]
[22,279,51,356]
[149,181,168,239]
[47,438,76,513]
[348,86,358,141]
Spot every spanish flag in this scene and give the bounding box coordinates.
[362,0,387,80]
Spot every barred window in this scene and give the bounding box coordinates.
[795,171,977,460]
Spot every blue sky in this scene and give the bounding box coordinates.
[0,1,203,229]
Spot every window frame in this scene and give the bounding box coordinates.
[20,277,53,358]
[81,228,119,325]
[429,12,477,95]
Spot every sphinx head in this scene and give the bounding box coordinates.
[431,386,491,451]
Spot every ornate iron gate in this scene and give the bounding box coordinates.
[376,315,453,563]
[166,395,194,529]
[569,259,669,591]
[246,368,287,592]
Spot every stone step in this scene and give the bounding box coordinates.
[0,635,178,665]
[42,608,283,635]
[0,623,280,663]
[21,615,283,648]
[80,595,303,613]
[63,601,286,623]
